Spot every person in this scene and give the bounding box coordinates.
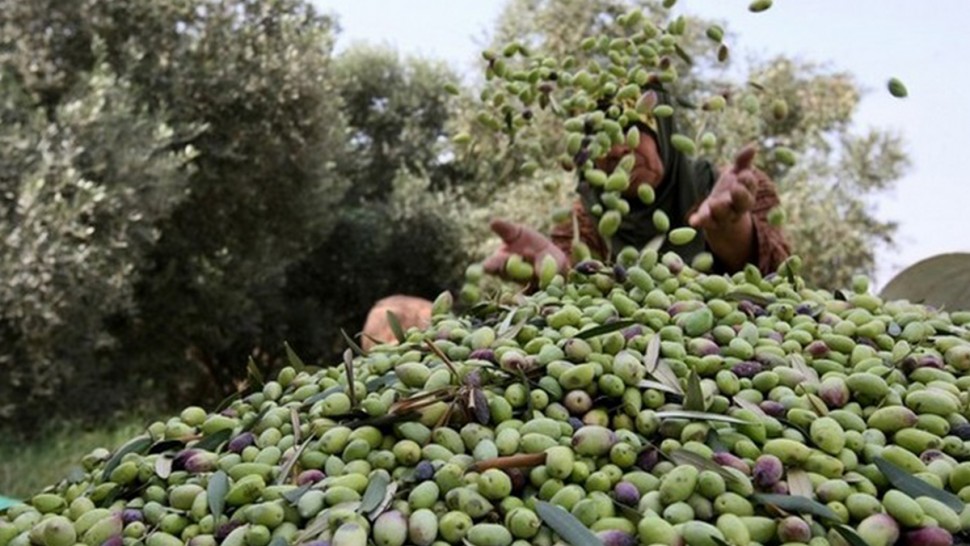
[362,88,791,344]
[483,88,790,280]
[361,295,433,350]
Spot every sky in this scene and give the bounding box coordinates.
[315,0,970,290]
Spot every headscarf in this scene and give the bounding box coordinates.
[577,86,717,263]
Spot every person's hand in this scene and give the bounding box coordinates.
[688,144,758,231]
[687,144,759,272]
[482,219,569,279]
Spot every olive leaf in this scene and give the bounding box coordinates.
[609,499,641,520]
[246,357,265,388]
[277,435,316,486]
[303,385,347,409]
[101,435,152,481]
[636,379,682,396]
[786,469,814,499]
[284,341,306,372]
[835,524,872,546]
[419,340,458,381]
[655,410,748,425]
[295,510,334,545]
[498,316,529,341]
[705,429,728,454]
[367,481,399,521]
[724,291,775,306]
[194,428,232,453]
[208,470,229,521]
[213,391,242,414]
[806,393,829,416]
[643,333,661,368]
[644,339,682,395]
[874,456,964,512]
[341,328,368,356]
[154,456,173,480]
[242,405,273,432]
[495,307,518,337]
[359,471,391,514]
[366,372,398,393]
[790,354,819,386]
[290,408,302,446]
[535,501,604,546]
[684,370,705,411]
[752,493,840,521]
[386,310,406,343]
[644,234,665,253]
[149,439,187,454]
[573,319,637,340]
[282,482,313,505]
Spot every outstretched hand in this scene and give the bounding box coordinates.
[688,144,758,230]
[482,219,569,279]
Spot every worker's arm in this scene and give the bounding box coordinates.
[689,145,791,275]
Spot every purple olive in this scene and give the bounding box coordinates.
[227,432,256,454]
[752,454,784,489]
[712,452,751,475]
[121,509,144,525]
[760,400,786,417]
[806,340,829,358]
[777,516,811,543]
[903,526,953,546]
[596,530,637,546]
[414,461,435,481]
[637,448,660,472]
[732,361,762,378]
[296,469,325,486]
[468,348,496,363]
[613,481,640,506]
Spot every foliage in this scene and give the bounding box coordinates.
[331,45,461,199]
[0,0,350,428]
[257,44,477,364]
[0,64,196,426]
[112,0,350,401]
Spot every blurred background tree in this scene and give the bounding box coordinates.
[264,44,474,360]
[0,63,196,428]
[0,0,351,429]
[0,0,906,438]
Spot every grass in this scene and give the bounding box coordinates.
[0,419,148,499]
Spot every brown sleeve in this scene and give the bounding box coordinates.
[549,200,610,264]
[748,168,792,275]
